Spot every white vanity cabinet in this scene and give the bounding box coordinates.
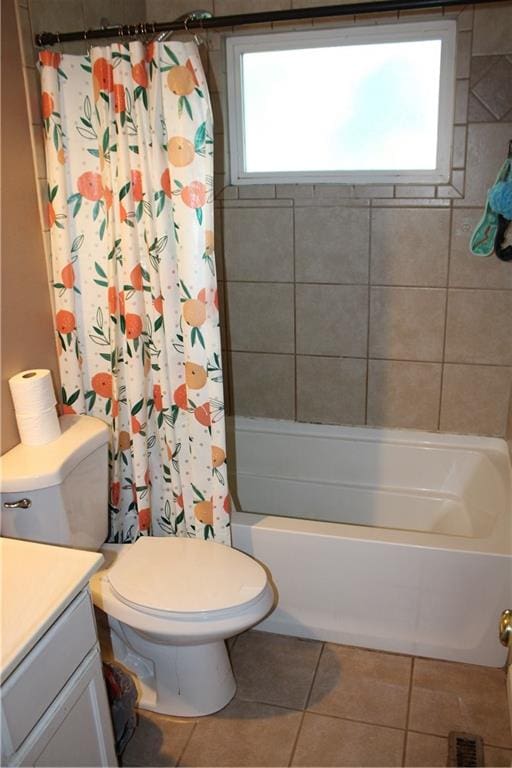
[1,539,118,767]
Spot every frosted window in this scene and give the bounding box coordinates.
[242,41,441,173]
[226,22,456,184]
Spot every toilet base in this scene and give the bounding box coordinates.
[108,618,237,717]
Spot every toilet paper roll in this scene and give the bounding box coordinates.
[9,369,57,413]
[15,406,61,446]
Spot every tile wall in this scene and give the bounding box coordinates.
[20,0,512,437]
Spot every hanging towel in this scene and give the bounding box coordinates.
[470,155,512,257]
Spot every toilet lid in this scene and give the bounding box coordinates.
[107,537,268,615]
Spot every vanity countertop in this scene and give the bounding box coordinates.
[1,537,103,682]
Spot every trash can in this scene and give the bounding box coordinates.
[103,662,138,755]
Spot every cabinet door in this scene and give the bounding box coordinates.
[13,647,117,767]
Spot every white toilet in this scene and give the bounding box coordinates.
[0,415,274,717]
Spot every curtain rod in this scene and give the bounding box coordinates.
[35,0,503,47]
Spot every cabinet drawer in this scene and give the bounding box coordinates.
[2,590,97,753]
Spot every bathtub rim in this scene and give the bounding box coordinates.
[230,416,511,460]
[231,510,511,555]
[228,417,511,556]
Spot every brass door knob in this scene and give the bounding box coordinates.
[499,609,512,648]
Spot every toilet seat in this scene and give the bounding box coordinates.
[106,537,268,619]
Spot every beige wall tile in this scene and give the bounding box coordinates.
[276,184,314,199]
[354,184,394,198]
[445,289,512,365]
[221,198,292,208]
[291,0,357,7]
[450,5,474,32]
[456,31,472,78]
[230,351,295,419]
[472,57,512,120]
[370,209,450,287]
[225,282,294,352]
[222,208,293,281]
[297,355,366,425]
[207,48,227,95]
[83,0,146,28]
[215,0,291,13]
[146,0,214,22]
[458,123,512,207]
[507,388,512,450]
[295,207,369,284]
[28,0,84,36]
[473,2,512,55]
[395,185,436,199]
[449,209,512,289]
[436,183,462,199]
[292,713,404,767]
[454,78,469,123]
[367,360,442,430]
[440,363,512,436]
[374,198,450,208]
[467,92,494,122]
[313,184,355,200]
[452,125,466,169]
[238,184,276,199]
[369,287,446,362]
[296,284,368,357]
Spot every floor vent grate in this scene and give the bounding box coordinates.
[447,731,485,767]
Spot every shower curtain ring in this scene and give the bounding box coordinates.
[184,14,203,47]
[83,29,88,40]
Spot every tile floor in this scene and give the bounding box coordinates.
[121,630,512,767]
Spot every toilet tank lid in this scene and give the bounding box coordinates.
[0,415,109,493]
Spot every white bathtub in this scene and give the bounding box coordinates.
[229,417,512,667]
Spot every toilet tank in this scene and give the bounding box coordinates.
[0,415,109,550]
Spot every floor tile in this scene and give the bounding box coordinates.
[308,644,412,728]
[122,710,196,767]
[404,731,448,767]
[178,698,302,767]
[291,712,405,767]
[408,658,512,748]
[230,630,323,709]
[485,744,512,766]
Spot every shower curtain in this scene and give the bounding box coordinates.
[40,41,230,544]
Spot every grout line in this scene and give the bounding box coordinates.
[401,656,416,766]
[304,642,325,710]
[287,711,306,767]
[229,350,512,369]
[288,642,323,768]
[224,278,512,291]
[175,720,198,767]
[437,203,455,430]
[366,203,373,425]
[292,201,298,422]
[297,707,409,733]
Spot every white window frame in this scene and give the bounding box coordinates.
[226,20,456,186]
